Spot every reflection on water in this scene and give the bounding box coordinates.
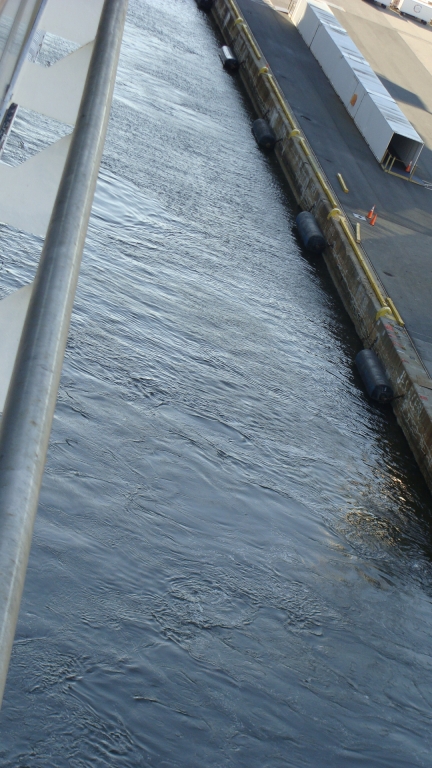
[1,0,432,765]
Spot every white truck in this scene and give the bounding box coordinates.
[391,0,432,24]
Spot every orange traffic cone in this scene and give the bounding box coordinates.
[370,212,377,226]
[405,161,412,173]
[367,205,375,220]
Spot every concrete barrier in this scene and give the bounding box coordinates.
[211,0,432,492]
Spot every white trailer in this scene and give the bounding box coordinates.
[294,0,335,45]
[392,0,432,23]
[289,0,424,167]
[310,22,364,85]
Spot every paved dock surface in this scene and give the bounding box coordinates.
[235,0,432,373]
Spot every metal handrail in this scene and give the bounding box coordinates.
[0,0,128,706]
[0,0,48,124]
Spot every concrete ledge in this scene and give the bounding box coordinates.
[211,0,432,491]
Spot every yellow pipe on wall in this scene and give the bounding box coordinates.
[314,170,338,209]
[229,3,262,59]
[243,26,262,59]
[376,306,393,320]
[266,74,297,129]
[227,0,242,20]
[386,297,405,327]
[340,219,389,308]
[298,137,311,157]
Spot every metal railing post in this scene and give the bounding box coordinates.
[0,0,128,706]
[0,0,48,124]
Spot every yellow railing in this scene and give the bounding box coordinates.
[339,218,393,316]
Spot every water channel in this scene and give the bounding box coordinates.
[1,0,432,765]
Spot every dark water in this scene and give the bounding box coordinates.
[1,0,432,765]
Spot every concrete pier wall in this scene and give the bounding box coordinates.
[210,0,432,491]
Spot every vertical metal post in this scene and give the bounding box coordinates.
[0,0,128,706]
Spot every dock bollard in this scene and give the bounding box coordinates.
[337,172,349,193]
[356,222,361,243]
[355,349,394,403]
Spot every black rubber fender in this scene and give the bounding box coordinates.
[355,349,394,403]
[220,45,240,72]
[252,118,277,151]
[296,211,327,255]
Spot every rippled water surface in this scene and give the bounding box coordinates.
[1,1,432,765]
